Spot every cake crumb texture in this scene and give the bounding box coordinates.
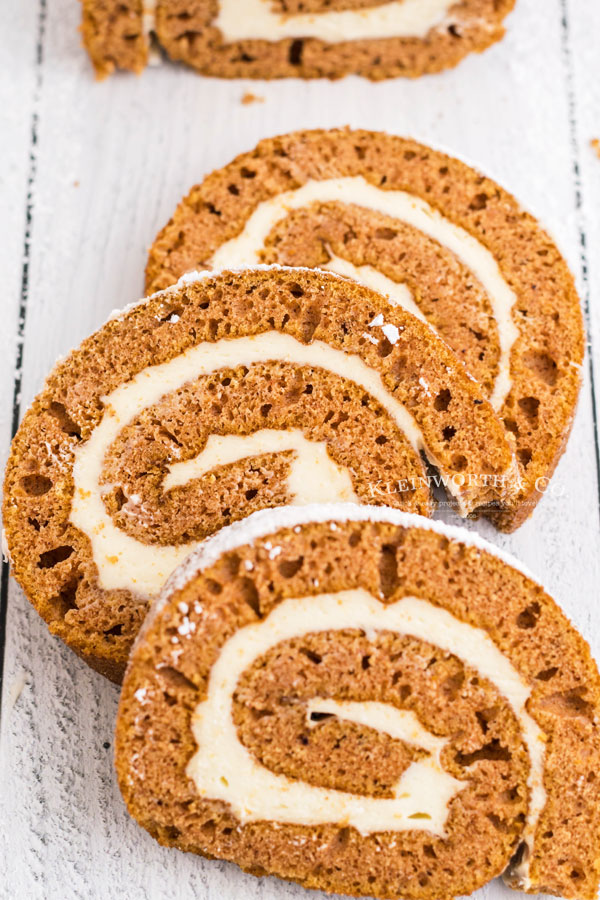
[80,0,149,78]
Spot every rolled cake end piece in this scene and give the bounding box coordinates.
[116,503,600,900]
[80,0,150,78]
[79,0,516,80]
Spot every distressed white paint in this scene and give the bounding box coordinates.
[0,0,599,898]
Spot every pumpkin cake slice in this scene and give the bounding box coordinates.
[80,0,515,80]
[3,266,515,682]
[116,503,600,900]
[147,128,584,531]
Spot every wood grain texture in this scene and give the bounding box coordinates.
[0,0,599,897]
[566,0,600,513]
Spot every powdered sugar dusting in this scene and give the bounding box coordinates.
[369,314,401,345]
[419,377,432,397]
[381,323,400,344]
[137,502,542,654]
[106,264,365,326]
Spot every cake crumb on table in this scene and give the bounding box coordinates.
[241,92,264,105]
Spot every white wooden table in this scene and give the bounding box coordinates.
[1,1,599,897]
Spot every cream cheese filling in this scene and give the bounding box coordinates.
[164,427,358,503]
[214,0,454,44]
[71,332,423,598]
[187,590,546,843]
[142,0,157,40]
[210,176,519,410]
[323,251,425,322]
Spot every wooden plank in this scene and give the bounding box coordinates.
[0,0,47,867]
[563,0,600,516]
[0,0,45,702]
[1,0,599,896]
[0,2,39,456]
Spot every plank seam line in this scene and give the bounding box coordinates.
[0,0,48,726]
[559,0,600,526]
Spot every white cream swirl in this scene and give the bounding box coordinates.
[71,331,424,597]
[215,0,454,44]
[187,589,545,845]
[210,176,519,410]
